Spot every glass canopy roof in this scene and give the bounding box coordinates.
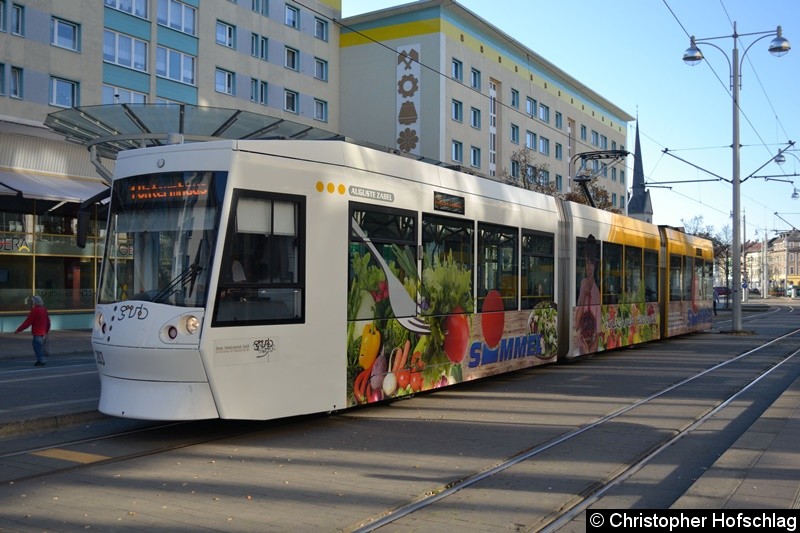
[45,104,342,160]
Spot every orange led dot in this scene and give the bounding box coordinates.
[338,184,346,195]
[316,181,324,192]
[327,182,335,193]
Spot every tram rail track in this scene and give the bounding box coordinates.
[0,306,798,531]
[348,322,800,532]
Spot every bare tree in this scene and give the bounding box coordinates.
[680,215,714,239]
[499,147,620,213]
[499,147,558,194]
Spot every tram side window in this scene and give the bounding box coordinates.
[214,193,304,325]
[683,256,694,301]
[704,260,714,299]
[602,242,622,305]
[669,254,682,301]
[349,206,417,320]
[521,230,554,310]
[644,250,658,302]
[478,223,518,311]
[624,245,643,303]
[576,235,600,306]
[694,258,706,299]
[421,214,474,315]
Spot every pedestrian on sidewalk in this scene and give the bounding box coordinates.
[14,295,51,367]
[713,288,719,316]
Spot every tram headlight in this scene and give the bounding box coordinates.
[96,311,106,334]
[185,315,200,334]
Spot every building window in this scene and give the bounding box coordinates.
[314,58,328,81]
[511,89,519,108]
[556,175,563,191]
[540,170,550,186]
[620,196,625,209]
[250,79,267,104]
[284,89,298,113]
[102,85,146,104]
[0,64,4,95]
[526,97,536,117]
[11,3,23,35]
[611,168,617,181]
[511,124,519,144]
[156,46,195,85]
[451,99,462,122]
[470,107,481,129]
[555,112,562,129]
[555,143,562,160]
[314,17,328,41]
[251,33,268,60]
[314,99,328,122]
[452,140,463,163]
[451,58,462,81]
[591,130,599,146]
[620,171,625,186]
[51,18,79,51]
[10,66,22,98]
[285,5,299,28]
[50,77,78,107]
[538,104,549,123]
[104,30,148,71]
[216,21,235,48]
[285,47,298,70]
[612,193,617,206]
[470,146,481,168]
[580,125,587,141]
[539,137,550,156]
[251,0,268,15]
[470,68,481,90]
[156,0,196,35]
[526,131,536,150]
[215,68,234,95]
[0,1,5,32]
[600,135,608,149]
[105,0,148,18]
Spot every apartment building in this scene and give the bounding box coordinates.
[0,0,341,330]
[339,0,633,204]
[0,0,633,331]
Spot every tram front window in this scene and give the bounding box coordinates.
[97,171,226,307]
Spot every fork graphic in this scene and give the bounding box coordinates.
[351,219,430,335]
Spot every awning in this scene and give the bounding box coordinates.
[0,170,108,203]
[0,170,109,215]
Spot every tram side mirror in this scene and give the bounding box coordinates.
[76,210,90,249]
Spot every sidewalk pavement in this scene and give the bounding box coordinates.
[0,329,94,360]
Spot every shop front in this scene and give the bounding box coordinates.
[0,178,107,332]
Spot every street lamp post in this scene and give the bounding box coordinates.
[683,22,790,331]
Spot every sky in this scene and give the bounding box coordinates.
[341,0,800,241]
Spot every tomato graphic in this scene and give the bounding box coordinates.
[481,289,505,348]
[443,307,470,363]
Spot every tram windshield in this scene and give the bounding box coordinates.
[97,171,227,307]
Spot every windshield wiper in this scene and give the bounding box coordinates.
[151,263,203,304]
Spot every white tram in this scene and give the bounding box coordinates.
[91,140,713,421]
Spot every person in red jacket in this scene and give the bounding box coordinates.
[15,295,51,367]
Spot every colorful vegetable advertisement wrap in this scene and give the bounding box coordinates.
[346,247,558,407]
